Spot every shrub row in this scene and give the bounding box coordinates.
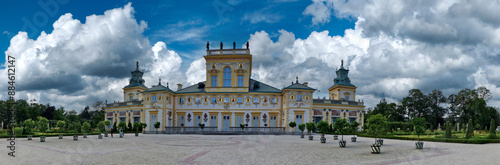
[357,133,500,144]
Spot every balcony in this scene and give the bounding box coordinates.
[207,49,250,56]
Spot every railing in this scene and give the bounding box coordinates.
[229,127,285,133]
[207,49,249,56]
[106,100,142,107]
[164,127,218,133]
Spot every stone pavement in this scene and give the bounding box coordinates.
[1,134,499,165]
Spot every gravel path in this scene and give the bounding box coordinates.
[1,134,498,165]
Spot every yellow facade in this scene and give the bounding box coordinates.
[104,43,365,132]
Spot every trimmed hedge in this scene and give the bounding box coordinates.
[357,133,500,144]
[0,132,102,138]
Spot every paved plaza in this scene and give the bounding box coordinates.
[1,134,499,165]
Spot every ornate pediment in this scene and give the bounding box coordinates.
[208,68,220,75]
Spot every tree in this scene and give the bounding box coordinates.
[317,121,329,138]
[298,124,306,134]
[306,122,316,135]
[42,106,56,120]
[427,89,446,129]
[118,121,126,131]
[113,122,117,132]
[333,119,349,141]
[128,122,133,131]
[412,117,426,141]
[98,121,106,133]
[444,121,452,138]
[288,122,296,132]
[82,122,91,133]
[133,122,141,133]
[367,114,388,143]
[38,117,49,134]
[466,119,474,139]
[57,120,66,132]
[141,123,147,132]
[401,89,429,120]
[369,99,405,122]
[104,120,111,132]
[24,119,35,135]
[154,122,161,133]
[489,119,497,139]
[349,121,360,134]
[70,122,81,132]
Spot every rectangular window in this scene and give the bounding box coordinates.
[253,97,260,104]
[195,97,201,104]
[344,95,349,101]
[237,97,243,103]
[152,96,157,102]
[224,97,230,103]
[129,96,133,101]
[179,98,184,104]
[271,116,276,120]
[134,117,140,123]
[296,115,302,119]
[297,95,303,102]
[211,97,217,104]
[237,75,244,87]
[211,76,217,87]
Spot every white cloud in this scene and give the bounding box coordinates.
[302,0,332,25]
[0,3,184,111]
[242,10,283,24]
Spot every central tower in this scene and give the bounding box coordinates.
[204,42,252,93]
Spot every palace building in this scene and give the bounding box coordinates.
[104,42,365,133]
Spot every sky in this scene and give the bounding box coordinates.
[1,0,499,112]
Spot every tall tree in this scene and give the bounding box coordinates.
[427,89,447,128]
[401,89,429,119]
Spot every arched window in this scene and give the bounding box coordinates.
[223,67,232,87]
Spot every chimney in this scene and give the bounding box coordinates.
[177,84,183,91]
[302,82,308,86]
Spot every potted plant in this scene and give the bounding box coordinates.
[141,123,147,133]
[317,121,329,143]
[104,120,111,137]
[289,122,296,135]
[24,119,35,140]
[333,119,349,148]
[37,117,49,142]
[82,122,91,138]
[57,120,66,139]
[298,124,306,138]
[98,121,105,139]
[367,114,388,154]
[154,121,161,134]
[350,121,360,142]
[306,122,316,140]
[240,124,245,131]
[412,117,426,149]
[199,122,205,132]
[134,122,141,136]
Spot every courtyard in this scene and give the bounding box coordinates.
[1,134,499,165]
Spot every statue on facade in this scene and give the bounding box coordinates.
[233,42,236,49]
[220,42,223,49]
[246,41,249,49]
[206,41,210,50]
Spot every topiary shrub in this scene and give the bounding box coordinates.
[24,119,35,135]
[289,122,296,133]
[57,120,66,133]
[82,122,91,134]
[489,119,497,139]
[445,121,452,138]
[98,121,106,133]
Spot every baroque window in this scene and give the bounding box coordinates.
[223,67,232,87]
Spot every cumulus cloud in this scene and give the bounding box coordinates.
[0,3,184,110]
[295,0,500,107]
